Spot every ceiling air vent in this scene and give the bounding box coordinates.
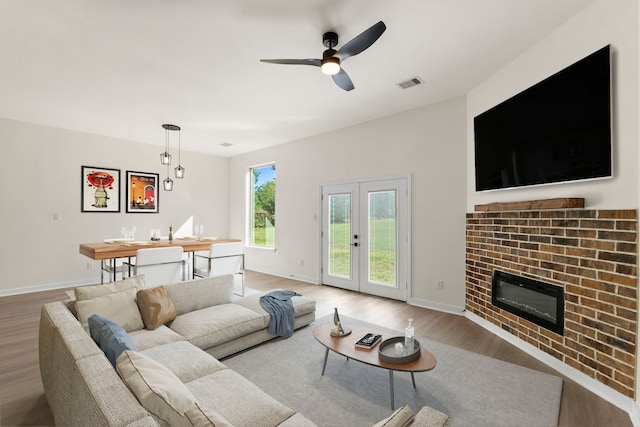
[396,76,424,90]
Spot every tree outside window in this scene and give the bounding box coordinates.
[250,164,276,247]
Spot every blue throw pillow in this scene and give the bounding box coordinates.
[88,314,138,367]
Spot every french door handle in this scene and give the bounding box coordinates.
[350,242,359,247]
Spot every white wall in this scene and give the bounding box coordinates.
[467,0,638,211]
[0,117,230,293]
[229,97,467,309]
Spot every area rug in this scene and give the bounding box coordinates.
[223,315,563,427]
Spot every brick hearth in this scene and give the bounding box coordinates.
[465,208,637,397]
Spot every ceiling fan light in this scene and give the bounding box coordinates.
[321,57,340,75]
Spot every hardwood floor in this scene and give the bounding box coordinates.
[0,271,632,426]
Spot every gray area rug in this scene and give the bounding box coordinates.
[223,315,562,427]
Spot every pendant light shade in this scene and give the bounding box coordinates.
[174,128,185,178]
[163,176,174,191]
[160,151,172,165]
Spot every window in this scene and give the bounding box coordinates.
[250,164,276,247]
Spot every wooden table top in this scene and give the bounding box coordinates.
[79,238,241,260]
[312,323,437,372]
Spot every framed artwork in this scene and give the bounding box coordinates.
[126,170,159,213]
[81,166,121,212]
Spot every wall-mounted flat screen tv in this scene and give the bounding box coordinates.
[474,45,611,192]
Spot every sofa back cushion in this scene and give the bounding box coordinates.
[165,276,234,316]
[75,275,145,300]
[76,287,145,333]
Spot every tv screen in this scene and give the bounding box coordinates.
[474,45,612,192]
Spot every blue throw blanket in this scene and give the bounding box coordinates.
[259,290,301,338]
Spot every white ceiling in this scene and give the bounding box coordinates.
[1,0,594,157]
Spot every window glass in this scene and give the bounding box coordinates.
[250,164,276,247]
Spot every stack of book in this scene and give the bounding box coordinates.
[355,333,382,350]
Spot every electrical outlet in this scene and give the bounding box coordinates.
[300,259,304,267]
[86,262,94,270]
[436,280,444,290]
[53,212,62,221]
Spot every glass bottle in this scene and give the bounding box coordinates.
[404,318,414,352]
[169,226,173,242]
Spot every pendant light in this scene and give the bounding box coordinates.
[161,124,180,191]
[163,173,174,191]
[174,126,185,179]
[160,124,178,165]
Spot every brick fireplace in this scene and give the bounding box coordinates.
[465,201,637,397]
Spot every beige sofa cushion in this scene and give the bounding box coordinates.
[116,350,231,427]
[165,276,234,316]
[75,275,145,300]
[140,341,227,384]
[412,406,450,427]
[186,368,296,427]
[170,303,265,349]
[76,287,144,333]
[374,404,415,427]
[129,325,187,351]
[235,291,316,328]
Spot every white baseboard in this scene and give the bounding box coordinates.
[466,311,636,419]
[247,266,320,285]
[409,297,465,315]
[629,402,640,427]
[0,278,94,297]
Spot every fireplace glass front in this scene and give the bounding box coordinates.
[492,270,564,335]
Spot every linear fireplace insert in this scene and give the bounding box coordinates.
[492,270,564,335]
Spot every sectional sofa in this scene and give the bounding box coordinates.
[39,273,450,427]
[39,274,317,426]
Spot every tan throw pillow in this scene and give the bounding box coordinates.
[75,275,145,301]
[373,403,415,427]
[137,286,177,330]
[76,287,144,333]
[116,351,231,427]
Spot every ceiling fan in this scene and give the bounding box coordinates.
[260,21,386,91]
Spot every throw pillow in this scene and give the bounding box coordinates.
[88,314,138,367]
[137,286,177,330]
[76,287,144,333]
[116,351,231,427]
[373,403,415,427]
[75,274,145,301]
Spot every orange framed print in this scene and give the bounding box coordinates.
[81,166,121,212]
[126,170,159,213]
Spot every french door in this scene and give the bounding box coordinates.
[321,178,409,301]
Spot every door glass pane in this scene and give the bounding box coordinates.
[328,193,351,278]
[368,190,396,286]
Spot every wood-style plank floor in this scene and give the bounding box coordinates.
[0,271,632,426]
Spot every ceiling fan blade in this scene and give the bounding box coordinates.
[260,58,321,67]
[332,69,354,91]
[336,21,386,61]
